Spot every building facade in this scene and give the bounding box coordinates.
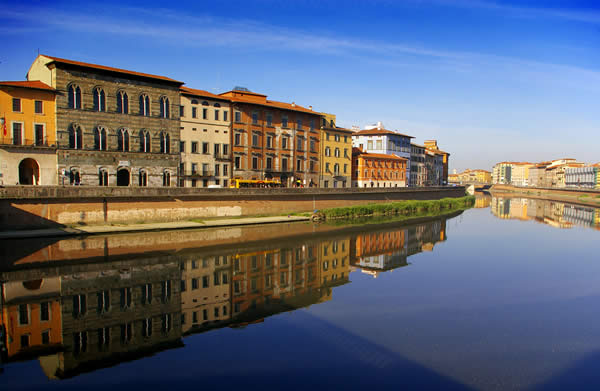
[351,123,412,185]
[0,81,57,185]
[319,126,353,188]
[179,87,231,188]
[424,140,450,185]
[410,143,426,187]
[27,55,182,187]
[222,88,321,187]
[351,147,407,188]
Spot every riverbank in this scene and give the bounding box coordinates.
[320,196,475,220]
[490,184,600,208]
[0,214,310,240]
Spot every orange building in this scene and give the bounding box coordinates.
[0,80,57,185]
[221,87,321,187]
[351,229,408,277]
[351,147,407,188]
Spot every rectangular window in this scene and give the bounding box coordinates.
[266,156,273,169]
[344,148,349,158]
[191,163,198,174]
[192,107,197,118]
[21,334,30,348]
[234,132,241,146]
[310,139,316,152]
[266,135,273,148]
[180,141,185,153]
[309,119,314,131]
[310,160,315,172]
[266,113,273,126]
[252,156,259,170]
[376,140,383,149]
[202,163,209,175]
[97,291,110,313]
[223,164,228,176]
[192,278,199,290]
[214,110,219,121]
[40,301,50,321]
[252,133,259,147]
[223,144,229,156]
[282,137,288,149]
[214,143,220,156]
[214,272,220,286]
[202,275,209,288]
[215,164,220,176]
[142,283,152,304]
[42,330,50,345]
[367,140,373,150]
[19,304,29,325]
[181,279,186,292]
[297,119,302,130]
[120,287,132,309]
[235,111,241,122]
[326,133,330,141]
[203,309,208,320]
[191,141,198,153]
[12,98,21,112]
[234,156,241,169]
[252,111,259,125]
[35,124,44,145]
[12,123,22,145]
[35,100,43,114]
[223,111,228,122]
[282,115,288,128]
[296,159,302,171]
[282,158,288,172]
[344,163,348,173]
[202,142,209,154]
[203,108,208,119]
[73,294,86,317]
[296,137,303,151]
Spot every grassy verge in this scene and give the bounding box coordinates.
[320,196,476,220]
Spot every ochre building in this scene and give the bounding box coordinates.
[319,125,353,188]
[0,81,57,185]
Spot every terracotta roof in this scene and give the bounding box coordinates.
[180,86,230,101]
[354,128,414,138]
[42,55,183,84]
[0,80,55,92]
[353,149,407,161]
[220,90,318,115]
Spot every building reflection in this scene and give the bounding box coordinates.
[0,214,454,379]
[490,196,600,230]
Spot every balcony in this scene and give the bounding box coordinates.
[214,153,231,161]
[0,137,54,148]
[182,170,213,177]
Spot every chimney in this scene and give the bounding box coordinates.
[377,121,382,130]
[291,102,296,107]
[308,105,312,110]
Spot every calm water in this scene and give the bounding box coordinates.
[1,195,600,390]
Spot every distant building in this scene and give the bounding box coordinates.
[0,80,58,185]
[410,143,426,186]
[351,147,407,188]
[352,122,412,185]
[424,140,450,185]
[320,125,353,188]
[565,165,599,188]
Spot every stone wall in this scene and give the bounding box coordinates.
[0,186,465,229]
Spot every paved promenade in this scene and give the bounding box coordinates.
[0,215,310,240]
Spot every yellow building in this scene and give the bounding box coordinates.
[320,125,353,188]
[0,81,57,185]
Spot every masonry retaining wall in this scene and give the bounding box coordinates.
[0,185,465,230]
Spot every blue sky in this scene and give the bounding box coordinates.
[1,0,599,171]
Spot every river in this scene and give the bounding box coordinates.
[1,195,599,390]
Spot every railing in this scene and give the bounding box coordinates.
[0,137,54,147]
[181,170,213,177]
[214,153,231,161]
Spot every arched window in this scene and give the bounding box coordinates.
[68,124,83,149]
[159,97,170,118]
[94,126,107,150]
[214,103,221,107]
[139,130,151,152]
[201,101,209,106]
[159,132,170,154]
[139,94,150,116]
[117,91,129,114]
[68,84,82,109]
[70,168,81,185]
[117,128,130,151]
[93,87,106,112]
[191,99,198,105]
[163,171,171,187]
[139,169,148,187]
[99,168,109,186]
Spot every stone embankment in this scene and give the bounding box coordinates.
[490,184,600,208]
[0,185,465,230]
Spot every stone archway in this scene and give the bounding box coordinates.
[19,158,40,185]
[117,168,130,186]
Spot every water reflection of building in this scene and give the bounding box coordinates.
[351,220,447,278]
[474,194,491,208]
[1,277,62,360]
[491,197,600,230]
[50,258,181,379]
[180,255,231,334]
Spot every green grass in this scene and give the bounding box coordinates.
[320,196,476,220]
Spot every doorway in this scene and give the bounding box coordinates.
[117,168,130,186]
[19,158,40,185]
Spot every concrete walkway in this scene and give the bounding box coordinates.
[0,215,311,239]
